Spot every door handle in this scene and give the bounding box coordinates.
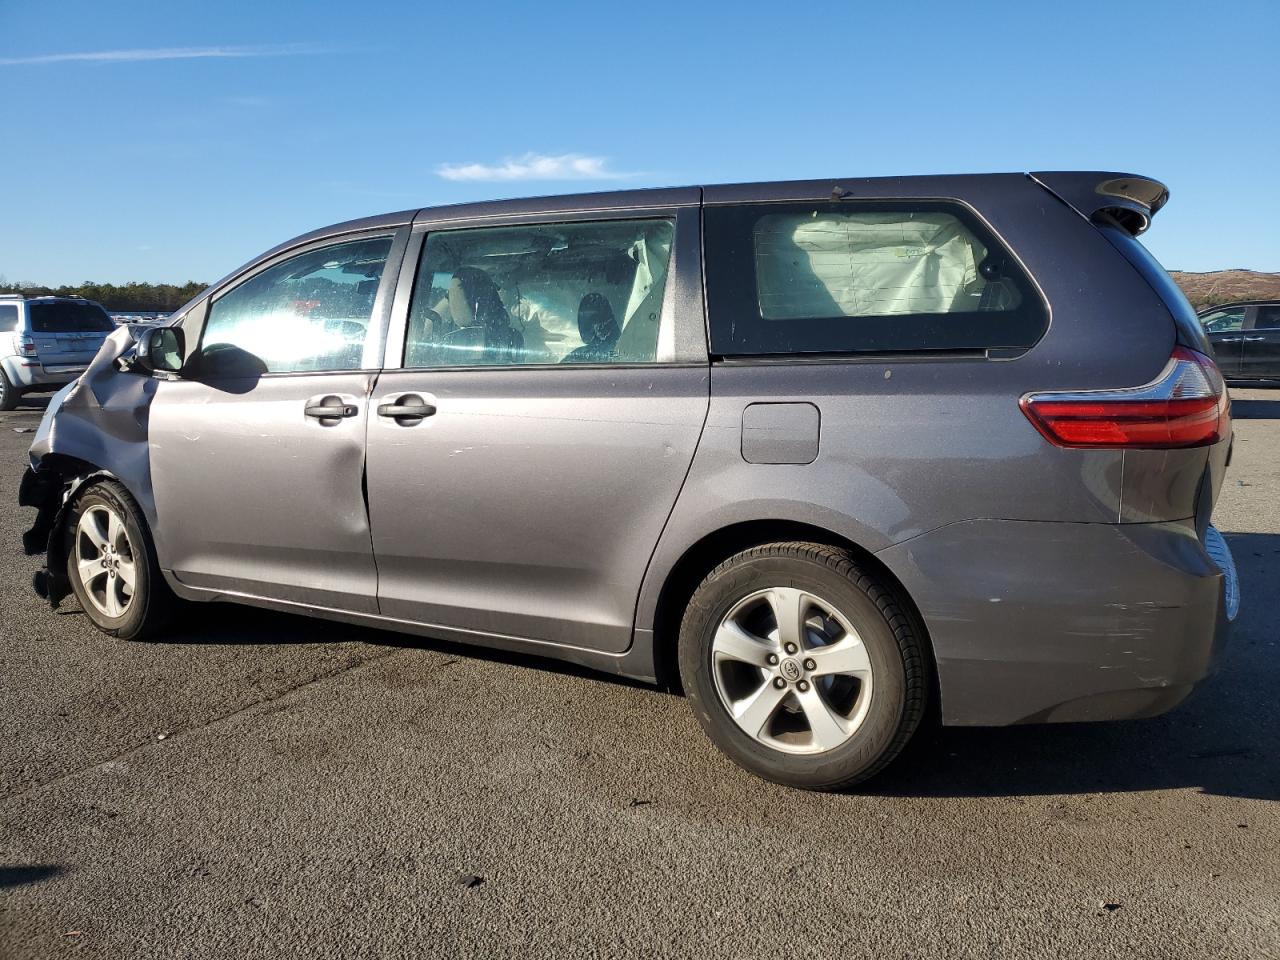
[1218,337,1242,342]
[304,398,359,420]
[1243,336,1266,342]
[377,394,437,424]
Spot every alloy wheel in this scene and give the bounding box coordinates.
[710,586,873,754]
[74,504,137,619]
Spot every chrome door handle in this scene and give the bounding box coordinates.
[1243,336,1266,342]
[1218,337,1242,342]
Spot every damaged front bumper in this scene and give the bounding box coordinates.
[19,463,73,604]
[17,328,153,608]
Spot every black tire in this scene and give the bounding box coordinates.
[678,542,927,791]
[0,370,18,411]
[63,479,175,640]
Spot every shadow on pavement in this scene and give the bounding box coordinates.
[0,865,62,890]
[10,395,51,414]
[149,602,661,693]
[1229,397,1280,420]
[139,534,1279,801]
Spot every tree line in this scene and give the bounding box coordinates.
[0,280,208,312]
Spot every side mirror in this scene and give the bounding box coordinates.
[134,326,185,374]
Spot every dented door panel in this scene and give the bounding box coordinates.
[149,373,380,613]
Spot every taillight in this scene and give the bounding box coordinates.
[15,334,37,358]
[1021,347,1229,449]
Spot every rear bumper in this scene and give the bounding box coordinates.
[1,356,85,390]
[876,519,1234,725]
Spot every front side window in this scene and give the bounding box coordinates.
[1200,308,1245,333]
[201,236,392,374]
[704,202,1047,356]
[404,218,674,367]
[0,304,18,333]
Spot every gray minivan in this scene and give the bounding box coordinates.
[19,172,1238,789]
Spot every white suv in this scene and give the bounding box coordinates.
[0,294,116,410]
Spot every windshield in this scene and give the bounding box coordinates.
[28,301,115,334]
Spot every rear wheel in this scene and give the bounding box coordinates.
[678,542,927,790]
[64,480,174,640]
[0,370,18,411]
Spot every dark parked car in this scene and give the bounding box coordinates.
[20,172,1237,790]
[1200,300,1280,380]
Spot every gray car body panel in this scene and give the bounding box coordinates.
[877,518,1226,725]
[21,172,1233,725]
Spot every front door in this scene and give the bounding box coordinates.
[1240,304,1280,379]
[364,207,709,653]
[149,231,404,613]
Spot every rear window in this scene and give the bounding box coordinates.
[27,301,115,334]
[0,304,17,333]
[703,201,1047,356]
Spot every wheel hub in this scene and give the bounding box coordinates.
[710,586,875,755]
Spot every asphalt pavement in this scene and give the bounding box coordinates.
[1,389,1277,959]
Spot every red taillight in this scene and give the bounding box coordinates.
[1021,347,1229,449]
[15,334,37,358]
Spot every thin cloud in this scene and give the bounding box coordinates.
[436,153,635,183]
[0,44,323,66]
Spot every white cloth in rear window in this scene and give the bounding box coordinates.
[753,212,1018,320]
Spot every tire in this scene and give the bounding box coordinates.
[678,542,927,791]
[63,479,175,640]
[0,370,18,411]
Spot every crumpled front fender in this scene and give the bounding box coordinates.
[20,325,159,607]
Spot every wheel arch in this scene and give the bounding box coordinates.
[646,519,937,705]
[22,457,147,608]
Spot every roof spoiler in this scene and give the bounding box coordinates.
[1029,171,1169,237]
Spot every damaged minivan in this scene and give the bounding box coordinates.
[19,173,1238,790]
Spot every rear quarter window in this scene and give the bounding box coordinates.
[0,304,18,333]
[703,201,1047,356]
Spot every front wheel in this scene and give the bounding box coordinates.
[64,480,174,640]
[678,542,927,790]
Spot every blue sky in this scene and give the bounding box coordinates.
[1,0,1275,285]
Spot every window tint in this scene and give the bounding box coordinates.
[202,236,392,374]
[1200,308,1246,333]
[405,218,674,367]
[0,304,17,333]
[704,202,1047,356]
[28,301,114,333]
[1255,306,1280,329]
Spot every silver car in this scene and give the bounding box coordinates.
[19,172,1238,789]
[0,295,116,410]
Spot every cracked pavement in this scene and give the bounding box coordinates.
[1,390,1278,959]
